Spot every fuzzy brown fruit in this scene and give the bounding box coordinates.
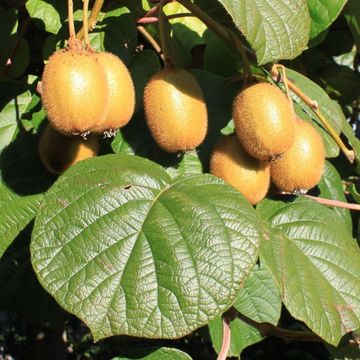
[143,68,208,153]
[210,134,270,205]
[233,82,296,160]
[39,123,99,175]
[41,48,108,135]
[92,52,135,135]
[270,119,325,192]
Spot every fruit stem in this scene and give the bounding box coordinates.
[137,25,165,61]
[271,65,355,164]
[304,194,360,210]
[82,0,90,48]
[76,0,104,40]
[68,0,76,40]
[158,0,173,69]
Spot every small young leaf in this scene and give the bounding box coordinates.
[31,154,261,341]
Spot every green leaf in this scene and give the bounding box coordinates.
[259,198,360,345]
[26,0,62,34]
[0,130,54,257]
[0,224,66,325]
[31,154,261,341]
[216,0,310,65]
[0,81,31,153]
[318,161,352,233]
[307,0,347,40]
[209,262,281,357]
[286,67,343,158]
[89,7,137,65]
[113,347,192,360]
[340,117,360,175]
[345,0,360,52]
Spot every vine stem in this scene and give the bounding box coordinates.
[137,13,194,24]
[76,0,104,40]
[68,0,76,40]
[137,25,164,61]
[158,0,172,68]
[217,318,231,360]
[303,194,360,210]
[83,0,90,48]
[271,65,355,164]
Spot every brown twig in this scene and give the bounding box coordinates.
[217,317,231,360]
[76,0,104,40]
[137,25,164,61]
[271,65,355,164]
[304,194,360,210]
[235,310,323,342]
[137,12,194,24]
[1,16,30,76]
[68,0,76,40]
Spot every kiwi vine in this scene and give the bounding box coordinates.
[1,1,360,360]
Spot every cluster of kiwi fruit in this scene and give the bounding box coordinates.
[210,81,326,205]
[39,37,135,174]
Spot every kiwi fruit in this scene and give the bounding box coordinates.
[39,123,100,175]
[233,82,296,160]
[270,118,325,193]
[41,48,108,135]
[92,52,135,135]
[210,134,270,205]
[143,68,208,153]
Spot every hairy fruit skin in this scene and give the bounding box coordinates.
[38,124,99,175]
[233,82,296,160]
[143,68,208,153]
[270,119,325,192]
[210,135,270,205]
[41,48,108,134]
[92,52,135,134]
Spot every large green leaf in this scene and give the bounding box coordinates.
[113,347,192,360]
[341,118,360,175]
[307,0,348,40]
[259,198,360,345]
[26,0,62,34]
[318,161,352,233]
[31,154,261,340]
[216,0,310,65]
[209,262,281,357]
[0,224,66,325]
[0,130,54,257]
[286,67,343,158]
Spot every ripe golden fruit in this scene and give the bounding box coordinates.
[41,48,108,135]
[38,123,99,175]
[270,119,325,192]
[210,135,270,205]
[233,82,296,160]
[92,52,135,135]
[143,68,208,153]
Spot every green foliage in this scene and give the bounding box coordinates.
[1,0,360,358]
